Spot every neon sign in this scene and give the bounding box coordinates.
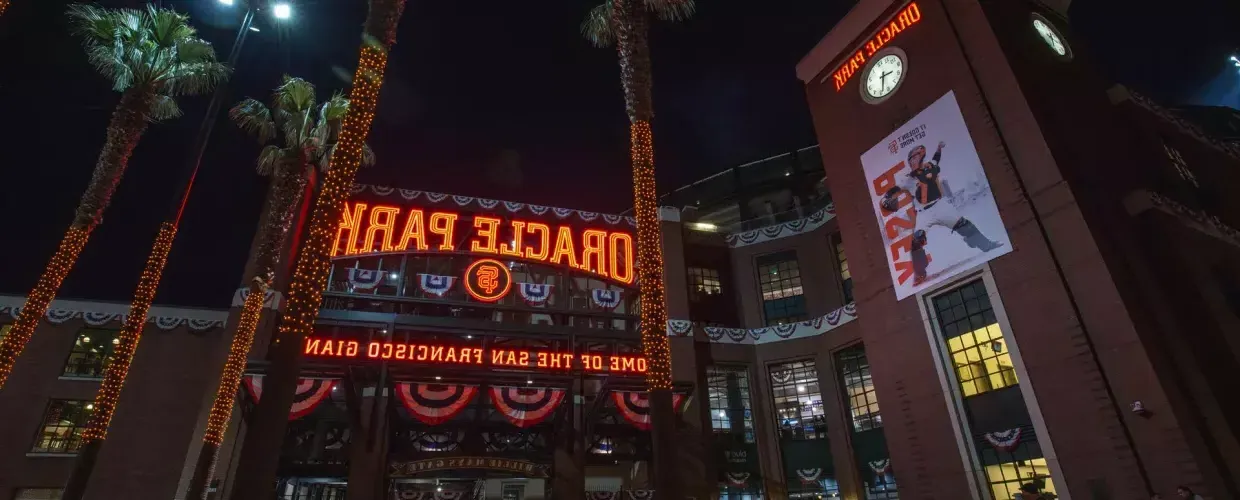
[303,337,649,374]
[332,203,635,285]
[830,2,922,91]
[464,258,512,302]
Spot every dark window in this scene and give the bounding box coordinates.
[836,345,881,432]
[932,280,1019,398]
[63,328,119,378]
[32,400,93,454]
[707,366,755,443]
[835,236,854,304]
[501,483,525,500]
[768,360,826,439]
[688,267,723,302]
[757,251,806,325]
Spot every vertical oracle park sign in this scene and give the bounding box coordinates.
[331,201,635,285]
[830,2,923,91]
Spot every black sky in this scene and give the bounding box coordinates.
[1,0,1237,308]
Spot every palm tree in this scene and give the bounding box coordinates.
[185,76,373,500]
[0,1,9,17]
[0,4,226,389]
[225,1,408,497]
[582,0,694,496]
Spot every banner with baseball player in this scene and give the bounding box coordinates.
[861,90,1011,300]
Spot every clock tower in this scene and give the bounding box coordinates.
[798,0,1240,499]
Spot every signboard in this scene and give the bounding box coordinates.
[332,202,635,285]
[390,457,549,477]
[860,91,1011,300]
[829,2,923,91]
[303,337,649,374]
[463,258,512,302]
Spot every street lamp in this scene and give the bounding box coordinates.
[218,0,235,5]
[1231,55,1240,69]
[273,2,291,19]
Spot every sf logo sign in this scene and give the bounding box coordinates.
[464,258,512,302]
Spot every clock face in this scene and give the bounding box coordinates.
[1032,18,1067,56]
[865,54,904,99]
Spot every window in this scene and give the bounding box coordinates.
[13,489,62,500]
[981,446,1056,500]
[708,366,755,442]
[63,328,119,378]
[1164,143,1199,188]
[835,236,854,304]
[836,345,881,432]
[688,267,723,302]
[501,483,525,500]
[933,280,1019,398]
[768,360,825,439]
[757,251,806,325]
[32,400,94,454]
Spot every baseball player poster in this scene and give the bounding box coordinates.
[861,90,1011,300]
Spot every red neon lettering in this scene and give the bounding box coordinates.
[395,344,408,360]
[518,352,529,366]
[364,205,401,253]
[832,2,922,92]
[581,229,608,275]
[608,232,635,285]
[621,356,637,372]
[382,343,394,359]
[550,226,580,269]
[368,342,380,358]
[345,341,359,357]
[636,358,648,373]
[537,352,549,368]
[429,212,458,251]
[416,345,428,361]
[609,355,620,371]
[429,346,444,362]
[397,209,428,251]
[334,202,367,256]
[470,216,501,254]
[524,223,551,261]
[500,221,526,257]
[305,338,321,355]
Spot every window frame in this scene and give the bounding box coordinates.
[706,364,756,443]
[687,266,724,303]
[61,327,121,379]
[755,250,807,326]
[929,280,1019,398]
[835,343,881,432]
[765,358,826,440]
[30,399,94,455]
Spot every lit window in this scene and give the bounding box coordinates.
[834,236,853,304]
[933,280,1019,397]
[688,267,723,302]
[836,345,881,431]
[63,328,119,378]
[708,366,755,442]
[757,251,806,326]
[32,400,94,454]
[13,489,62,500]
[981,449,1056,500]
[1163,143,1198,188]
[767,360,825,439]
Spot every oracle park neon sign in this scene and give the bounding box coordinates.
[829,2,923,91]
[332,202,636,286]
[303,337,649,374]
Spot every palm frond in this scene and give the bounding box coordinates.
[317,143,337,172]
[644,0,695,22]
[146,4,194,48]
[176,38,217,65]
[147,94,183,122]
[230,98,276,144]
[275,76,317,114]
[256,144,286,176]
[580,2,615,48]
[162,59,229,96]
[319,93,350,123]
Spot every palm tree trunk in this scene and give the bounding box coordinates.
[226,3,407,498]
[63,220,178,500]
[0,1,9,17]
[185,166,307,500]
[611,1,679,496]
[0,88,151,388]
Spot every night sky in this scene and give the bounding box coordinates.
[0,0,1237,308]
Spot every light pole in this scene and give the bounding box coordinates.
[58,2,289,500]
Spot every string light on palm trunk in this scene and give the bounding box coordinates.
[203,286,266,444]
[82,222,177,441]
[278,45,388,342]
[630,120,672,391]
[0,226,90,387]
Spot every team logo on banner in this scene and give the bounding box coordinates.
[395,383,478,425]
[464,258,512,302]
[489,386,565,428]
[611,391,687,430]
[243,375,336,420]
[860,90,1012,300]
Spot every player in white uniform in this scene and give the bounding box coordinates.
[881,141,1002,285]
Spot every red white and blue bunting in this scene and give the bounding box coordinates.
[868,459,892,476]
[725,204,836,248]
[350,183,638,227]
[586,493,620,500]
[701,303,857,345]
[611,391,687,430]
[982,427,1023,452]
[347,268,385,291]
[395,383,478,425]
[0,298,226,331]
[490,386,566,428]
[796,468,823,484]
[665,319,692,337]
[517,283,553,306]
[230,288,283,310]
[626,491,654,500]
[418,274,457,297]
[591,289,623,310]
[243,375,336,421]
[725,472,751,488]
